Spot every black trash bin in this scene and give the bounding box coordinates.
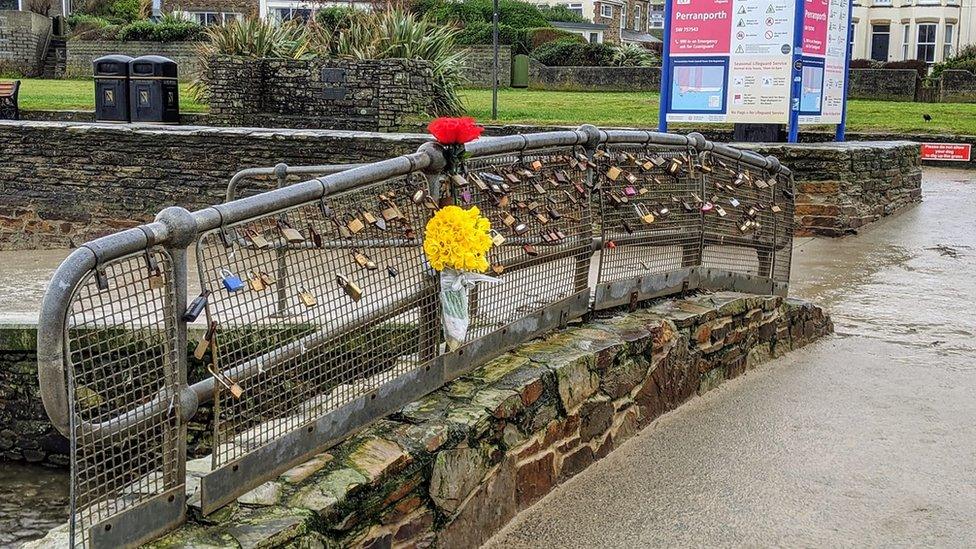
[128,55,179,124]
[93,54,133,123]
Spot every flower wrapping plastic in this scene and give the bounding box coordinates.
[440,268,500,351]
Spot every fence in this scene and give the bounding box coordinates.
[36,126,794,548]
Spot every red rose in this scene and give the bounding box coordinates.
[428,117,484,145]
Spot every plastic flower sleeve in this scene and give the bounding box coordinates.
[439,268,501,351]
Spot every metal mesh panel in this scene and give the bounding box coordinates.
[772,170,796,283]
[196,173,438,467]
[594,144,702,284]
[460,147,593,339]
[66,249,181,548]
[700,153,778,278]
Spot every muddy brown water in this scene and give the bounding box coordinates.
[3,167,973,547]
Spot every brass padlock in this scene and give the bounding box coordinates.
[490,229,506,246]
[148,267,165,290]
[471,174,489,192]
[530,160,543,171]
[353,250,378,270]
[636,204,655,224]
[298,286,317,307]
[535,212,550,224]
[491,264,505,275]
[502,213,516,227]
[194,321,218,360]
[771,205,782,213]
[362,210,378,225]
[606,166,622,181]
[533,182,547,195]
[336,274,363,301]
[451,173,469,186]
[278,220,305,244]
[247,228,270,249]
[208,363,243,399]
[259,271,276,285]
[248,271,266,291]
[346,215,366,235]
[382,204,402,222]
[333,218,352,239]
[307,223,323,248]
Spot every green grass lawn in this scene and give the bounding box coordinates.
[12,79,976,135]
[459,89,976,136]
[14,78,208,112]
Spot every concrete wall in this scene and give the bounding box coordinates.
[64,40,202,79]
[206,56,434,132]
[0,120,428,250]
[127,293,831,549]
[0,10,51,76]
[461,45,512,88]
[847,68,918,102]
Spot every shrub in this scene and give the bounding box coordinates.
[414,0,550,29]
[882,59,928,79]
[27,0,52,16]
[315,6,366,31]
[932,45,976,78]
[848,58,878,69]
[454,21,528,52]
[536,4,586,23]
[531,39,614,66]
[525,26,583,50]
[116,19,205,41]
[611,43,657,67]
[66,13,119,40]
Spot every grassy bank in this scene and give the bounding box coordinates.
[11,79,976,135]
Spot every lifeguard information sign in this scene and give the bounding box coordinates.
[658,0,853,141]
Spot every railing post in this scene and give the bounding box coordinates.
[578,125,601,294]
[418,143,446,361]
[273,163,291,317]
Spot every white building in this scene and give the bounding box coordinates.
[851,0,976,63]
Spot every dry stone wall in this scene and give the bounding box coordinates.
[0,11,50,76]
[64,40,203,79]
[121,292,832,549]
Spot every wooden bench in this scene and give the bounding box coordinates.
[0,80,20,120]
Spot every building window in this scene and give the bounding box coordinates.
[649,3,664,29]
[901,23,910,59]
[620,4,626,29]
[600,4,612,18]
[917,23,937,62]
[870,24,889,61]
[191,11,240,25]
[944,23,954,59]
[589,32,599,43]
[566,3,583,16]
[274,7,312,22]
[634,3,641,30]
[873,0,891,5]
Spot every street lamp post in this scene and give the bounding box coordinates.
[492,0,499,120]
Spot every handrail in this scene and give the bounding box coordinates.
[35,125,795,547]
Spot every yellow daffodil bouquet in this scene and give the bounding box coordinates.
[423,205,501,350]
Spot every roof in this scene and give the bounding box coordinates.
[621,29,662,43]
[551,20,609,32]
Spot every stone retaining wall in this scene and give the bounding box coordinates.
[0,120,428,250]
[56,292,829,549]
[847,68,918,102]
[528,57,661,92]
[206,56,434,132]
[64,40,202,79]
[0,11,50,76]
[461,45,512,88]
[939,69,976,103]
[737,141,922,237]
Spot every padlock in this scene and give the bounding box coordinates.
[730,197,741,208]
[346,215,366,234]
[503,172,519,185]
[451,173,468,186]
[194,321,218,360]
[657,207,670,218]
[542,232,553,243]
[248,271,266,291]
[460,190,472,204]
[682,201,695,212]
[332,218,352,239]
[623,186,637,197]
[523,244,539,257]
[514,222,529,236]
[701,202,715,213]
[527,200,542,212]
[298,286,317,307]
[606,166,622,181]
[666,158,681,175]
[715,205,727,217]
[625,172,638,184]
[411,188,427,204]
[547,207,561,220]
[554,171,570,185]
[533,182,546,195]
[353,251,378,270]
[362,210,378,225]
[147,254,164,290]
[183,291,209,322]
[502,213,516,227]
[519,168,535,178]
[387,265,399,278]
[650,155,666,167]
[530,160,543,171]
[771,205,782,213]
[747,207,758,218]
[490,229,506,246]
[208,363,243,399]
[382,204,402,221]
[337,274,363,301]
[220,268,245,292]
[496,194,511,208]
[555,229,567,240]
[307,224,323,248]
[491,264,505,275]
[641,160,655,171]
[622,221,634,234]
[259,271,276,286]
[278,220,305,244]
[471,174,489,192]
[535,212,550,224]
[636,204,655,224]
[247,228,270,249]
[95,267,109,291]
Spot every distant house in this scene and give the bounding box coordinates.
[551,20,608,44]
[525,0,664,45]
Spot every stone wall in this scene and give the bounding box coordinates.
[0,120,428,249]
[85,292,830,549]
[528,57,661,92]
[160,0,257,15]
[847,68,918,102]
[64,40,203,79]
[461,45,512,88]
[739,141,922,237]
[206,56,434,132]
[0,10,51,77]
[939,69,976,103]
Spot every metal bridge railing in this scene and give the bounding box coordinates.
[36,126,794,548]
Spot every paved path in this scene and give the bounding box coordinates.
[484,167,976,547]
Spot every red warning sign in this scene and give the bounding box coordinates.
[920,143,972,161]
